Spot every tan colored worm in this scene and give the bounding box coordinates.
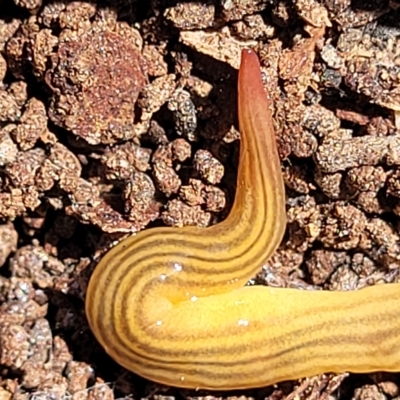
[85,49,400,390]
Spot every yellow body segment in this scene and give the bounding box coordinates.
[85,49,400,390]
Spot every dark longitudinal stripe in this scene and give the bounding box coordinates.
[101,280,400,363]
[96,299,400,375]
